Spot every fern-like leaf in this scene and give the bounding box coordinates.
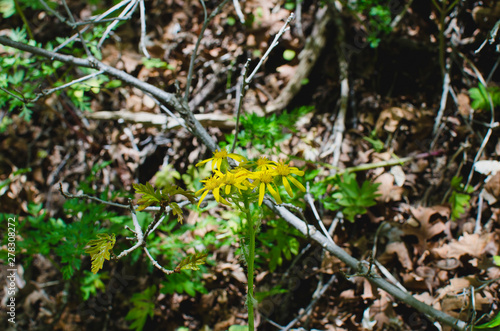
[133,183,196,212]
[175,252,208,272]
[84,233,116,274]
[125,285,156,331]
[133,182,162,211]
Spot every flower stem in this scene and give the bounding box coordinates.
[243,196,255,331]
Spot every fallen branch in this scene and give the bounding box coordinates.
[265,200,468,331]
[0,35,217,152]
[84,110,235,130]
[258,6,332,114]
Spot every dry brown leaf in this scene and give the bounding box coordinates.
[276,64,296,81]
[378,241,413,270]
[483,171,500,204]
[432,233,498,260]
[375,107,414,133]
[374,172,404,202]
[121,50,142,73]
[402,205,449,247]
[457,92,472,117]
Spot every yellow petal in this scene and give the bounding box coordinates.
[290,168,304,176]
[288,176,306,192]
[195,187,205,197]
[259,182,265,205]
[215,158,222,170]
[213,187,221,202]
[228,153,246,162]
[282,176,294,197]
[197,190,209,207]
[267,183,282,204]
[195,159,211,167]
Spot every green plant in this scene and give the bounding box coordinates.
[225,106,314,154]
[194,148,306,330]
[80,270,108,301]
[474,311,500,330]
[85,233,116,274]
[142,57,175,70]
[363,130,385,152]
[320,172,381,222]
[347,0,394,47]
[258,218,301,272]
[469,84,500,111]
[125,285,157,331]
[448,176,473,220]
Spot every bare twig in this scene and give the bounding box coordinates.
[33,70,105,103]
[61,0,93,58]
[114,207,145,259]
[39,0,67,24]
[261,7,331,114]
[475,19,500,54]
[306,182,335,246]
[265,200,467,331]
[330,5,348,174]
[459,52,497,189]
[144,247,175,274]
[0,35,218,151]
[390,0,414,29]
[184,0,231,102]
[53,0,131,52]
[294,0,304,39]
[232,0,245,24]
[246,13,294,84]
[0,87,24,102]
[98,0,140,49]
[433,61,451,135]
[139,0,150,58]
[59,183,130,209]
[230,59,250,153]
[282,275,336,331]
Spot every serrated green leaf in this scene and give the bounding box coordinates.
[125,285,156,331]
[175,252,208,272]
[84,233,116,274]
[134,182,195,212]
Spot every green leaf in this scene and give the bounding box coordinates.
[0,0,16,18]
[448,176,472,220]
[175,252,208,272]
[228,325,249,331]
[494,256,500,266]
[84,233,116,274]
[254,286,288,302]
[226,16,236,26]
[474,311,500,329]
[283,49,296,61]
[469,84,500,111]
[133,182,195,212]
[133,182,162,211]
[326,172,380,222]
[125,285,156,331]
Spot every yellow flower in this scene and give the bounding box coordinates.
[249,169,281,206]
[254,156,275,170]
[195,171,228,206]
[273,160,305,197]
[195,148,246,171]
[220,169,250,195]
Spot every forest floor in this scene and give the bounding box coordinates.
[0,0,500,330]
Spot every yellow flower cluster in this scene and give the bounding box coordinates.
[195,149,305,206]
